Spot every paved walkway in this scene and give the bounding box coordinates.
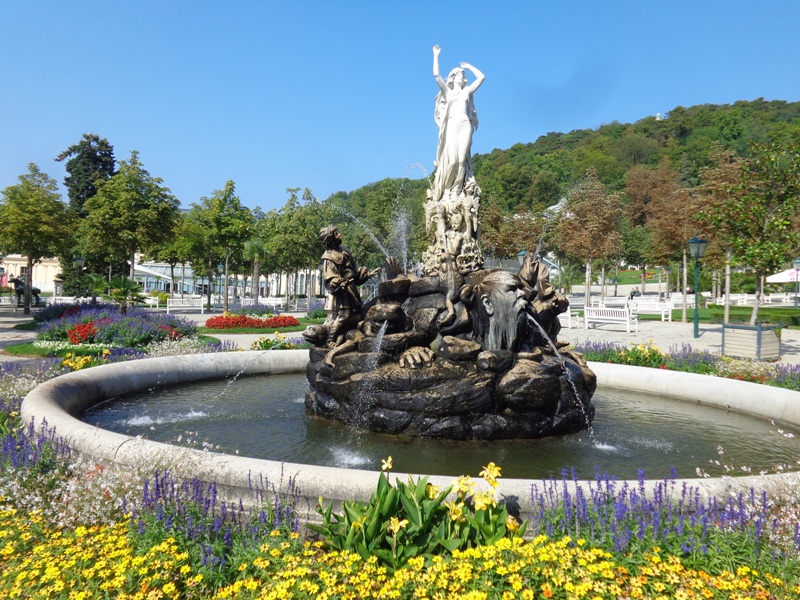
[3,305,800,366]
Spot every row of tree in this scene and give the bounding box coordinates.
[0,99,799,323]
[0,132,368,314]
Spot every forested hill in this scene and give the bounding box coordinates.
[471,98,800,213]
[330,99,800,266]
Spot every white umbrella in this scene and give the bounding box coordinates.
[766,268,800,283]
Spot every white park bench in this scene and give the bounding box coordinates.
[144,296,161,308]
[630,299,674,322]
[166,298,205,314]
[557,308,582,329]
[240,297,285,311]
[669,292,695,308]
[716,293,749,306]
[46,296,80,306]
[584,306,638,333]
[766,292,791,304]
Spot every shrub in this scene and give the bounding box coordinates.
[307,298,327,319]
[149,290,170,305]
[36,305,196,348]
[309,459,526,571]
[250,333,310,350]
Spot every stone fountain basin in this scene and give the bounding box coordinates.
[21,350,800,525]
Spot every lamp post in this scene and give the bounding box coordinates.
[687,236,708,339]
[793,257,800,309]
[517,249,528,266]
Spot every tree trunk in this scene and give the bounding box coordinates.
[724,249,731,325]
[206,259,213,311]
[681,250,688,323]
[223,253,230,313]
[252,259,261,304]
[23,256,33,315]
[657,268,662,301]
[640,265,647,295]
[750,274,761,326]
[129,250,136,279]
[584,260,592,306]
[600,265,606,302]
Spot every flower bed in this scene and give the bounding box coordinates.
[574,340,800,391]
[36,304,197,348]
[204,314,300,330]
[2,339,800,597]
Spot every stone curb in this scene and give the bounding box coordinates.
[21,352,800,525]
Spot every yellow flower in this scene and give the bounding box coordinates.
[505,515,520,533]
[387,517,408,535]
[426,483,440,499]
[453,475,474,496]
[381,456,393,471]
[444,501,465,522]
[473,491,496,512]
[479,462,502,481]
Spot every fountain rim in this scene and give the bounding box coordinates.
[20,349,800,523]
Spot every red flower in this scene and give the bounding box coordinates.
[204,314,300,330]
[67,321,98,344]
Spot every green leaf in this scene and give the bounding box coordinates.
[437,538,463,552]
[399,493,422,528]
[381,487,398,517]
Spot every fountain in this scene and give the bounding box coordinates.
[18,45,800,526]
[302,46,595,440]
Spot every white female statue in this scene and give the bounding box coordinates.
[431,44,485,203]
[422,45,486,277]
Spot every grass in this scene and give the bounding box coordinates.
[1,342,47,357]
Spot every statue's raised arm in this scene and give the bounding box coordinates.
[459,61,485,96]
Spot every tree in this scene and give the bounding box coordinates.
[146,212,191,297]
[699,143,800,324]
[107,275,145,315]
[0,164,75,313]
[183,181,253,311]
[623,161,697,296]
[54,133,116,293]
[55,133,116,218]
[690,147,747,323]
[555,170,623,302]
[80,151,180,278]
[267,188,331,305]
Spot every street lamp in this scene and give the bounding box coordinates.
[74,255,85,270]
[687,235,708,339]
[793,257,800,309]
[517,249,528,266]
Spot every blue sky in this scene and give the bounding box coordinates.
[2,1,800,212]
